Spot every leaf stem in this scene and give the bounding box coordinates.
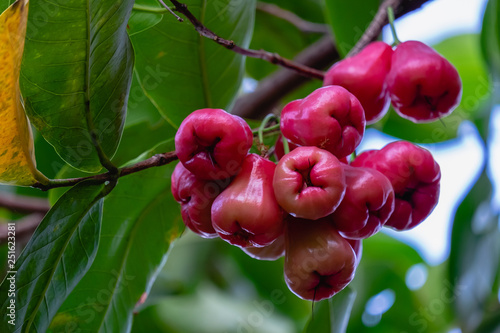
[168,0,325,80]
[282,135,290,155]
[132,4,169,14]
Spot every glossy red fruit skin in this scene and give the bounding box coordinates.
[280,86,366,159]
[273,146,346,220]
[242,234,285,261]
[211,154,284,248]
[346,238,363,266]
[284,217,357,301]
[351,141,441,230]
[171,162,227,238]
[324,41,393,124]
[386,41,462,123]
[330,165,395,239]
[175,108,253,180]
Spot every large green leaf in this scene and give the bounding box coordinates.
[304,288,356,333]
[323,0,380,57]
[448,169,500,331]
[0,181,107,333]
[128,0,164,36]
[50,141,184,332]
[379,34,491,143]
[481,0,500,87]
[20,0,135,172]
[130,0,256,127]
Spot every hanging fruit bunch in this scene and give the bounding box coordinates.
[171,23,461,301]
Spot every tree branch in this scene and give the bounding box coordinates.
[256,2,329,34]
[0,213,46,245]
[232,35,338,119]
[0,193,50,214]
[167,0,325,80]
[233,0,432,119]
[33,151,179,191]
[348,0,432,56]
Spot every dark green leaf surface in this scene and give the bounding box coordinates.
[481,0,500,87]
[449,169,500,331]
[304,288,356,333]
[0,181,106,333]
[130,0,256,127]
[379,34,491,143]
[324,0,380,57]
[20,0,135,172]
[50,140,184,332]
[128,0,164,36]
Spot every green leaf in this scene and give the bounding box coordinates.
[323,0,380,57]
[50,140,184,332]
[130,0,256,127]
[128,0,164,36]
[0,0,48,186]
[246,10,312,80]
[0,180,107,333]
[379,34,491,143]
[20,0,135,172]
[304,288,356,333]
[448,168,500,330]
[481,0,500,87]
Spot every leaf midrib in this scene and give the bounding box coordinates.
[95,188,171,332]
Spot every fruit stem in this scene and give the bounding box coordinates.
[258,114,280,144]
[387,6,401,46]
[282,135,290,155]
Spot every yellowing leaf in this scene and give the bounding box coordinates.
[0,0,47,186]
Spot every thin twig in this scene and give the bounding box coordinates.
[168,0,325,80]
[232,35,338,119]
[0,213,46,245]
[32,151,178,191]
[0,193,50,214]
[347,0,431,57]
[157,0,183,21]
[256,2,329,34]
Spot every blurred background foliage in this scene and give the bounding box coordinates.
[0,0,499,332]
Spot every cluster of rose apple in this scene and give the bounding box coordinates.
[171,40,461,301]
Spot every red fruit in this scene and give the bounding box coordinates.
[280,86,366,158]
[175,108,253,180]
[273,146,346,220]
[171,163,228,238]
[324,41,393,124]
[386,41,462,123]
[351,141,440,230]
[212,154,284,248]
[284,217,357,301]
[346,238,363,266]
[242,234,285,261]
[274,135,299,161]
[330,165,395,239]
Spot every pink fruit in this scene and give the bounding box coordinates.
[171,163,227,238]
[175,108,253,180]
[273,146,346,220]
[324,41,393,123]
[351,141,440,230]
[212,154,284,247]
[280,86,366,159]
[284,217,357,301]
[386,41,462,123]
[242,234,285,261]
[330,165,395,239]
